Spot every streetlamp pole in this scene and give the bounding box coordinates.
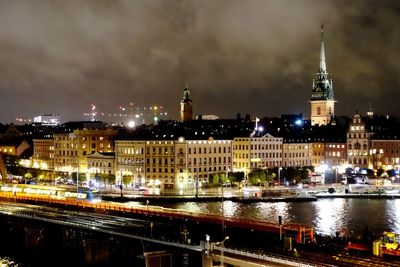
[76,135,80,204]
[278,167,282,186]
[220,236,229,267]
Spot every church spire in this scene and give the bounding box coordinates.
[319,25,327,73]
[180,82,193,122]
[183,81,191,101]
[310,25,336,126]
[311,25,333,101]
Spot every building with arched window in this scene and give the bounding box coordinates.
[310,26,336,126]
[347,112,371,168]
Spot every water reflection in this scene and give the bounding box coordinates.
[222,201,238,217]
[385,199,400,233]
[158,199,400,237]
[313,198,347,235]
[256,202,290,222]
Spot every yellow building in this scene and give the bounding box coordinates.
[114,137,232,190]
[53,128,116,177]
[31,138,54,170]
[282,139,312,167]
[233,134,283,174]
[115,140,146,186]
[311,142,325,167]
[87,152,115,177]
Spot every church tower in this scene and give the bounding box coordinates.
[180,83,193,122]
[310,25,336,126]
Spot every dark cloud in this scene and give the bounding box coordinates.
[0,0,399,123]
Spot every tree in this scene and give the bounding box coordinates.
[209,172,228,185]
[248,169,266,186]
[122,175,132,187]
[228,171,244,184]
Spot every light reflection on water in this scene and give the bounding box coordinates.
[0,257,20,267]
[161,199,400,236]
[312,198,347,235]
[385,200,400,233]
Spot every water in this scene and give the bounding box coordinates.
[0,257,21,267]
[155,198,400,237]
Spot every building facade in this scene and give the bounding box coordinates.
[347,112,371,168]
[282,138,312,167]
[53,128,116,176]
[31,138,54,170]
[370,138,400,171]
[87,152,115,178]
[114,137,232,190]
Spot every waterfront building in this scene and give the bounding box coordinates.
[370,137,400,171]
[311,141,325,167]
[115,140,146,186]
[233,134,282,174]
[181,137,232,189]
[324,142,347,167]
[310,26,335,126]
[180,83,193,122]
[87,152,115,178]
[232,137,250,174]
[53,126,116,177]
[347,112,371,168]
[282,137,312,167]
[114,137,232,190]
[31,138,54,170]
[144,140,176,190]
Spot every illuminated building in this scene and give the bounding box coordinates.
[115,140,145,186]
[233,134,283,174]
[370,138,400,171]
[232,138,250,174]
[282,138,312,167]
[53,127,116,176]
[31,138,54,170]
[180,83,193,122]
[347,112,371,168]
[114,137,232,190]
[311,142,325,167]
[87,152,115,177]
[324,142,347,167]
[310,25,335,126]
[33,114,61,126]
[178,137,232,189]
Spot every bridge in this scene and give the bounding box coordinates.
[0,192,399,266]
[0,200,329,267]
[0,191,325,267]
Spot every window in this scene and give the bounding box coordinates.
[354,143,361,150]
[317,106,321,115]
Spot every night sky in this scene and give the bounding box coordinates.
[0,0,399,123]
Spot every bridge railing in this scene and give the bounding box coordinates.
[213,246,327,267]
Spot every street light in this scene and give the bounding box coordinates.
[278,167,282,186]
[211,236,229,267]
[69,133,80,204]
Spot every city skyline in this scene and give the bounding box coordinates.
[0,1,399,123]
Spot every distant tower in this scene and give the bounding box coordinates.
[180,83,193,122]
[367,101,374,118]
[91,104,97,122]
[310,25,336,126]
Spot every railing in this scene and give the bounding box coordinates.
[0,191,314,241]
[212,246,332,267]
[0,201,203,252]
